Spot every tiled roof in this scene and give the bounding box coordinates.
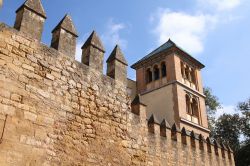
[131,39,205,69]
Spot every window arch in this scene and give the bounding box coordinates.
[161,62,167,77]
[146,68,152,83]
[191,98,199,117]
[181,62,185,78]
[186,94,200,124]
[185,67,190,81]
[186,95,191,114]
[154,65,160,80]
[191,69,196,84]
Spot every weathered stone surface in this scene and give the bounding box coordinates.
[51,14,78,58]
[14,0,46,41]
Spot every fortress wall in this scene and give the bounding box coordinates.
[0,3,235,165]
[0,23,131,165]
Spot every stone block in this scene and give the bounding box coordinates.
[0,103,16,116]
[11,94,22,102]
[24,111,37,122]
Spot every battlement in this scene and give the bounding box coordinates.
[128,95,234,165]
[0,0,234,165]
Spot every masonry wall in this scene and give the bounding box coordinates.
[141,85,174,124]
[0,22,235,166]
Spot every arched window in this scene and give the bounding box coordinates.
[191,98,199,117]
[154,65,160,80]
[185,67,189,80]
[186,95,191,114]
[146,68,152,83]
[181,62,185,77]
[161,62,167,77]
[191,69,196,84]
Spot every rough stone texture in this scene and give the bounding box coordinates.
[14,0,46,41]
[51,14,78,58]
[107,45,128,84]
[0,21,235,166]
[81,31,105,72]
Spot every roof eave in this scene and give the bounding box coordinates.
[131,46,205,70]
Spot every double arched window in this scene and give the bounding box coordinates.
[186,94,200,124]
[145,62,167,84]
[181,61,197,88]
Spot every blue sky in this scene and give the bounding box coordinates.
[1,0,250,115]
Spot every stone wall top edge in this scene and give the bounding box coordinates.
[143,115,233,153]
[0,22,123,89]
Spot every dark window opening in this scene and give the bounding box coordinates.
[146,69,152,83]
[191,99,199,117]
[161,63,167,77]
[154,66,160,80]
[186,95,191,114]
[191,69,196,84]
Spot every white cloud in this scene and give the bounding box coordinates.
[198,0,241,11]
[152,9,216,55]
[215,105,237,119]
[101,19,128,50]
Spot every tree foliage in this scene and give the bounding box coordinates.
[212,97,250,166]
[204,87,250,166]
[203,87,221,137]
[237,98,250,142]
[204,87,221,115]
[213,114,241,151]
[235,143,250,166]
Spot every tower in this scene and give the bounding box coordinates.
[131,39,210,137]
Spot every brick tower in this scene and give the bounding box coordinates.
[131,39,210,137]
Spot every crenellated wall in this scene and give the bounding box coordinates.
[0,0,235,165]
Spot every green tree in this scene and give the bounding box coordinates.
[203,87,221,136]
[213,98,250,166]
[213,114,241,151]
[235,143,250,166]
[237,98,250,143]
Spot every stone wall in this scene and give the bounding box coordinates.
[0,1,235,165]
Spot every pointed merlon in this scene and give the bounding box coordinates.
[226,144,233,152]
[181,127,188,136]
[131,95,146,106]
[206,137,212,144]
[171,123,179,132]
[52,14,78,37]
[190,131,196,139]
[16,0,46,18]
[148,114,155,124]
[107,45,128,66]
[198,134,205,141]
[220,142,226,150]
[160,119,171,129]
[81,31,105,52]
[213,139,221,148]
